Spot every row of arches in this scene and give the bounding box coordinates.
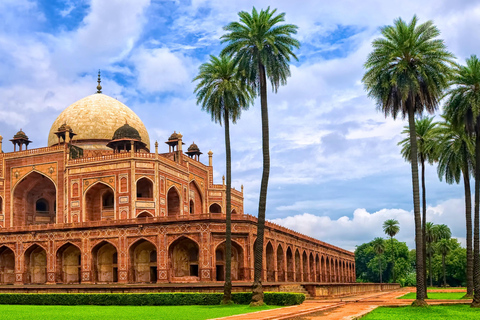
[265,242,355,283]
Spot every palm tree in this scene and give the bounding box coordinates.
[372,237,385,284]
[399,116,439,294]
[437,239,452,288]
[425,222,437,287]
[443,55,480,307]
[436,115,474,297]
[382,219,400,282]
[362,15,454,306]
[221,7,300,306]
[193,54,254,304]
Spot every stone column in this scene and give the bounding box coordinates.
[157,232,168,283]
[14,242,24,285]
[81,237,93,283]
[46,240,56,284]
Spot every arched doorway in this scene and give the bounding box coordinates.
[167,187,180,216]
[56,243,81,284]
[25,244,47,284]
[0,247,15,284]
[85,183,115,221]
[209,203,221,213]
[315,254,320,282]
[326,257,331,282]
[137,211,153,218]
[129,239,157,283]
[0,196,3,217]
[286,247,294,282]
[12,172,56,226]
[92,241,118,283]
[277,245,285,282]
[215,241,244,281]
[266,242,274,282]
[169,237,199,279]
[321,256,326,282]
[302,251,308,282]
[136,178,153,199]
[309,253,315,282]
[189,181,203,214]
[294,249,301,282]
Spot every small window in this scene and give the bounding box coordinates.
[103,191,114,208]
[36,199,49,212]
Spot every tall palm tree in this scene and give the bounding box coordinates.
[436,115,474,297]
[443,55,480,307]
[437,238,452,288]
[193,54,254,304]
[362,15,454,306]
[399,116,439,294]
[221,7,300,306]
[425,222,437,287]
[372,237,385,284]
[383,219,400,282]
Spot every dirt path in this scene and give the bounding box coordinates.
[214,287,472,320]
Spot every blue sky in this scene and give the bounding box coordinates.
[1,0,479,250]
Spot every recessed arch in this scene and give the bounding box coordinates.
[189,180,203,214]
[231,209,237,215]
[137,211,153,218]
[326,256,331,282]
[309,252,315,282]
[209,203,222,214]
[84,182,115,221]
[128,238,157,283]
[92,241,118,283]
[266,241,275,282]
[315,254,320,282]
[302,251,308,282]
[286,247,294,282]
[56,242,81,284]
[12,171,57,226]
[136,177,153,199]
[215,240,245,281]
[295,249,301,282]
[24,244,47,284]
[0,246,15,284]
[277,244,285,282]
[168,236,199,279]
[167,186,181,216]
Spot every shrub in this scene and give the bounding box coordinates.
[0,292,305,306]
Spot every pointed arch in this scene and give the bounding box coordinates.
[294,249,301,282]
[286,246,294,282]
[84,181,115,221]
[209,203,222,214]
[265,241,275,282]
[92,240,118,283]
[12,171,57,226]
[0,246,15,284]
[137,211,153,218]
[136,177,154,199]
[128,238,157,283]
[168,236,199,278]
[231,209,237,215]
[24,244,47,284]
[276,244,285,282]
[167,186,181,216]
[325,256,331,282]
[302,251,308,282]
[56,242,81,284]
[321,255,326,282]
[315,254,320,282]
[215,240,244,281]
[309,252,315,282]
[189,180,203,214]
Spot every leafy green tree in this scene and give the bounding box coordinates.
[383,219,400,282]
[372,237,386,283]
[436,115,474,297]
[444,55,480,307]
[431,239,466,287]
[221,7,299,306]
[399,116,439,295]
[363,15,454,306]
[425,222,437,287]
[437,238,452,288]
[194,54,254,304]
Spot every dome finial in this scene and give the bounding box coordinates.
[96,70,102,93]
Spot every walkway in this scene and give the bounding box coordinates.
[214,287,472,320]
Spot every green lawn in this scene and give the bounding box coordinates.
[362,305,477,320]
[399,292,468,299]
[0,304,280,320]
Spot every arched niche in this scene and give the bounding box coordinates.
[85,183,115,221]
[136,177,153,199]
[209,203,221,214]
[315,254,320,282]
[325,257,331,282]
[276,245,285,282]
[266,242,275,282]
[129,239,157,283]
[12,171,56,226]
[215,241,244,281]
[137,211,153,218]
[189,181,203,214]
[56,243,81,284]
[294,249,301,282]
[231,209,237,215]
[286,247,294,282]
[309,253,315,282]
[0,246,15,284]
[24,244,47,284]
[167,187,180,216]
[169,237,199,279]
[92,241,118,283]
[0,196,3,215]
[302,251,308,282]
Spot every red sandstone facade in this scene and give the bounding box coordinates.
[0,92,355,286]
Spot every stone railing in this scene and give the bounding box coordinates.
[0,145,63,159]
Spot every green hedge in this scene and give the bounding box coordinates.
[0,292,305,306]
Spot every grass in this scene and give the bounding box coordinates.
[0,304,280,320]
[427,287,466,290]
[361,305,477,319]
[399,292,468,300]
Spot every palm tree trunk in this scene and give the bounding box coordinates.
[428,252,433,288]
[407,104,427,306]
[421,157,428,296]
[442,254,446,288]
[391,235,395,283]
[222,110,232,304]
[472,132,480,307]
[462,156,474,298]
[252,62,270,306]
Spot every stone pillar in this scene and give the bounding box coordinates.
[46,240,56,284]
[81,237,93,283]
[15,242,24,285]
[118,235,128,283]
[157,233,168,283]
[199,230,212,281]
[208,150,213,167]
